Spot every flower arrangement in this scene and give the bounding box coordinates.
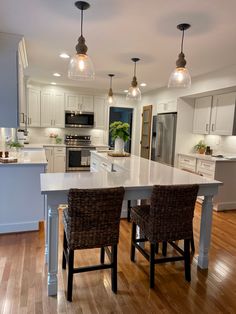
[109,121,130,142]
[49,132,58,138]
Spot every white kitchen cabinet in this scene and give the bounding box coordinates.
[28,87,41,127]
[178,154,197,172]
[193,96,212,134]
[65,93,94,112]
[41,90,65,128]
[193,93,236,135]
[0,33,28,128]
[196,159,215,179]
[44,146,66,173]
[94,96,106,129]
[53,147,66,172]
[157,101,177,114]
[44,147,54,173]
[210,93,236,135]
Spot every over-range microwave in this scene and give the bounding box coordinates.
[65,111,94,128]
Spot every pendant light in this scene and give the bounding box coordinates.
[126,58,141,101]
[68,1,95,80]
[168,23,191,88]
[107,74,116,105]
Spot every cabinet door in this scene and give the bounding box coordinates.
[65,94,78,111]
[193,96,212,134]
[94,96,106,129]
[41,90,53,127]
[44,147,54,173]
[82,95,94,112]
[53,148,66,172]
[28,88,41,127]
[210,93,236,135]
[18,54,26,127]
[53,92,65,128]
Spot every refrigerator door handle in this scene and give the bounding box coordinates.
[156,122,163,158]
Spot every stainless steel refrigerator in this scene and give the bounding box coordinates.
[151,113,177,166]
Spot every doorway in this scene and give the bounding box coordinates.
[108,107,133,153]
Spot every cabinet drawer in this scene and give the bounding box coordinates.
[100,161,113,172]
[54,147,66,155]
[179,162,196,172]
[197,159,215,173]
[197,169,215,179]
[178,155,196,167]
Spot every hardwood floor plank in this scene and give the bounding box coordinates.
[1,206,236,313]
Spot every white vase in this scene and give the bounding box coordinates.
[114,137,125,153]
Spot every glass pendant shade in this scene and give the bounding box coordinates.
[126,86,141,101]
[168,23,191,88]
[107,94,116,105]
[68,53,95,80]
[126,58,141,101]
[168,67,191,88]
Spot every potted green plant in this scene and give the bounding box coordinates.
[194,140,206,154]
[110,121,130,153]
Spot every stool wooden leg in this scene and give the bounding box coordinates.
[150,243,155,288]
[127,200,131,222]
[111,245,117,293]
[131,222,136,262]
[190,233,195,254]
[162,241,167,256]
[184,239,191,282]
[62,231,67,270]
[100,247,105,264]
[67,250,74,302]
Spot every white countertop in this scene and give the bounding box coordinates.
[23,143,109,149]
[179,152,236,162]
[0,148,47,166]
[41,152,221,193]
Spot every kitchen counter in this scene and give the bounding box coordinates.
[0,148,47,233]
[179,152,236,162]
[0,148,47,166]
[41,151,221,296]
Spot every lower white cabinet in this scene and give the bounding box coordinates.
[44,146,66,173]
[178,153,236,211]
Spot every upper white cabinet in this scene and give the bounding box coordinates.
[41,89,64,128]
[211,93,236,135]
[193,92,236,135]
[0,33,28,128]
[28,87,41,127]
[94,96,106,129]
[157,101,177,114]
[65,93,94,112]
[193,96,212,134]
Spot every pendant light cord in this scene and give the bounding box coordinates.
[134,61,137,77]
[110,76,112,88]
[81,8,84,36]
[181,29,185,53]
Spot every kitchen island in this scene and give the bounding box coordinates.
[41,151,222,296]
[0,148,47,233]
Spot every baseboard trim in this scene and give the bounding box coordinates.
[0,221,39,234]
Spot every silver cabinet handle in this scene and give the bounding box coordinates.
[211,124,215,131]
[206,124,209,132]
[20,113,24,124]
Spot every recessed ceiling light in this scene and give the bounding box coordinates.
[53,73,61,77]
[59,53,70,59]
[140,83,147,87]
[51,82,56,85]
[123,90,128,93]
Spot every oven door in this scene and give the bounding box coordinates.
[66,147,94,171]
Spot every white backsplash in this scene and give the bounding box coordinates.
[205,135,236,155]
[26,128,107,145]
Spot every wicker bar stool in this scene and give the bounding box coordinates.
[62,187,125,301]
[130,184,199,288]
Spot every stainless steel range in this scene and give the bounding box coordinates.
[65,135,96,171]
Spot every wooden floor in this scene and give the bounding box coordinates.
[1,204,236,314]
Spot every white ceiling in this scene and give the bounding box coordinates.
[1,0,236,93]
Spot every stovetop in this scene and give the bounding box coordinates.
[65,134,93,147]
